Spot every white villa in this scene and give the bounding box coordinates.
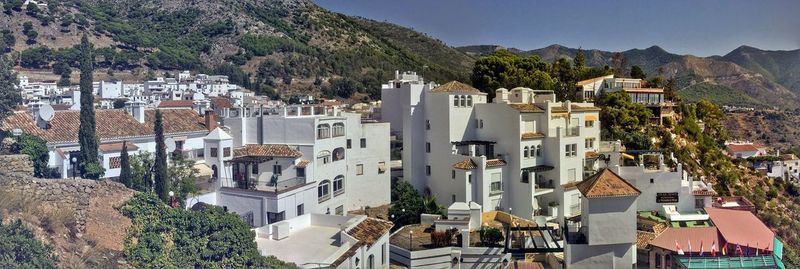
[381,71,602,224]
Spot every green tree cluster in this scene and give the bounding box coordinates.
[0,30,14,53]
[597,91,654,150]
[0,56,21,120]
[119,193,298,269]
[22,21,37,44]
[388,180,445,228]
[0,219,58,268]
[12,134,58,178]
[77,35,103,179]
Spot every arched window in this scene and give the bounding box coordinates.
[332,123,345,137]
[368,255,375,269]
[318,180,331,201]
[332,147,345,161]
[317,124,330,139]
[211,165,218,179]
[318,150,331,164]
[467,95,473,107]
[453,95,460,107]
[529,146,535,157]
[333,175,344,195]
[460,95,466,107]
[523,146,529,158]
[536,145,542,156]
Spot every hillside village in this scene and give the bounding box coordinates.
[0,1,799,269]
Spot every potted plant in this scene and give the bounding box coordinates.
[548,201,559,216]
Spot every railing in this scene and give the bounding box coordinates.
[234,175,309,193]
[565,126,580,137]
[550,126,580,137]
[318,193,331,203]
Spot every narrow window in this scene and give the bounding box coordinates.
[356,164,364,175]
[426,165,431,176]
[360,138,367,148]
[426,142,431,153]
[524,146,530,158]
[452,170,456,179]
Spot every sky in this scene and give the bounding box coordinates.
[315,0,800,56]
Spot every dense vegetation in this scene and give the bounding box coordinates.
[0,219,59,268]
[119,193,298,269]
[389,180,445,229]
[679,82,767,108]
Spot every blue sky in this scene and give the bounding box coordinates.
[315,0,800,56]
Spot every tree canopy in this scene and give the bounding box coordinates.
[389,180,445,229]
[598,91,654,150]
[0,56,21,121]
[0,219,58,268]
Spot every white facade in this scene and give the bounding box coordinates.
[577,75,642,101]
[381,75,602,223]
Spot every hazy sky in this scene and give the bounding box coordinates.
[315,0,800,56]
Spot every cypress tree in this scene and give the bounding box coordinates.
[0,56,21,122]
[77,34,102,179]
[119,141,132,188]
[153,110,169,201]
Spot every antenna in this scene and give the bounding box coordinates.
[165,137,176,152]
[39,104,55,122]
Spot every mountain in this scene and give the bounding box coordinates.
[0,0,474,99]
[458,44,800,109]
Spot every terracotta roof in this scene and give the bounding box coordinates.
[649,227,722,252]
[330,242,363,267]
[157,100,194,108]
[521,132,545,140]
[486,159,506,168]
[144,109,208,135]
[577,168,641,198]
[692,189,717,196]
[508,103,544,113]
[347,218,393,248]
[453,159,478,170]
[295,160,310,168]
[622,88,664,93]
[561,181,580,189]
[726,144,759,153]
[234,144,303,158]
[585,151,600,159]
[430,81,482,93]
[99,142,139,153]
[551,105,601,113]
[2,110,152,144]
[705,207,774,251]
[208,97,233,109]
[636,231,657,249]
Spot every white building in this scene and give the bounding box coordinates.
[98,80,122,99]
[381,73,602,223]
[576,75,640,101]
[191,105,391,227]
[18,76,59,104]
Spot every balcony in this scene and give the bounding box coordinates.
[549,126,580,137]
[234,174,310,193]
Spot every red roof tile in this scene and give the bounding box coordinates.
[486,159,506,168]
[726,144,759,153]
[347,218,393,247]
[430,81,482,94]
[209,97,233,109]
[705,207,774,251]
[234,144,303,158]
[99,142,139,153]
[453,159,478,170]
[577,169,641,198]
[144,109,208,135]
[157,100,194,108]
[521,132,545,140]
[649,227,722,252]
[2,110,152,144]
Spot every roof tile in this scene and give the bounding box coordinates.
[577,169,641,198]
[453,159,478,170]
[430,81,482,94]
[234,144,303,158]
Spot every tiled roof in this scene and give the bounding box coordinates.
[561,181,580,189]
[347,218,393,248]
[295,160,310,168]
[330,243,363,267]
[649,227,721,253]
[636,231,657,250]
[486,159,506,168]
[585,151,600,159]
[234,144,303,158]
[430,81,482,93]
[726,144,759,153]
[577,168,641,198]
[705,207,774,251]
[157,100,194,108]
[99,142,139,153]
[2,110,152,144]
[208,97,233,109]
[521,132,545,140]
[551,105,601,113]
[508,103,544,113]
[145,109,208,135]
[453,159,478,170]
[692,189,716,196]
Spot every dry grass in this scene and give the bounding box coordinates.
[38,206,77,236]
[0,189,37,216]
[59,244,105,269]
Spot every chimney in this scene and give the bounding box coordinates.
[126,100,146,123]
[204,110,217,131]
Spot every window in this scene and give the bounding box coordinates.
[521,171,529,183]
[695,198,705,209]
[524,146,530,158]
[109,156,121,169]
[346,139,352,149]
[491,181,502,192]
[241,211,255,227]
[479,119,484,129]
[360,138,367,148]
[585,138,595,149]
[453,95,460,106]
[318,150,331,164]
[334,175,344,195]
[650,178,654,183]
[336,205,344,215]
[333,147,345,161]
[273,164,282,175]
[332,123,345,137]
[466,96,473,107]
[381,243,386,264]
[529,146,536,157]
[585,120,595,128]
[426,142,431,153]
[267,211,285,224]
[210,147,218,157]
[490,172,502,192]
[195,148,204,158]
[426,165,431,176]
[568,168,576,182]
[452,194,456,203]
[565,144,577,157]
[356,164,364,175]
[223,147,231,157]
[378,162,387,174]
[318,181,331,201]
[252,164,259,174]
[452,170,456,179]
[368,254,375,269]
[536,145,542,156]
[297,204,304,216]
[468,174,472,183]
[426,120,430,130]
[317,124,330,139]
[297,167,306,178]
[460,95,466,107]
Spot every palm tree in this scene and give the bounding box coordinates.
[422,195,444,215]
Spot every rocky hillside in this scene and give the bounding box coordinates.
[458,44,800,109]
[0,0,474,99]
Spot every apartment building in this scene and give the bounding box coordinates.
[577,75,674,124]
[381,72,602,223]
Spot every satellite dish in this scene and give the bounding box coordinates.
[39,104,55,122]
[165,138,176,152]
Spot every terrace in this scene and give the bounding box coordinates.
[638,211,712,228]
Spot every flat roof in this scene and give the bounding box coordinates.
[256,225,342,266]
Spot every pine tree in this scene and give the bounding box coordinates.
[574,47,586,69]
[119,141,132,188]
[77,34,103,179]
[153,110,169,201]
[0,56,21,121]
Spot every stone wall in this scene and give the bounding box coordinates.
[0,172,130,234]
[0,154,34,175]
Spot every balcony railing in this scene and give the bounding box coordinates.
[234,174,309,193]
[550,126,581,137]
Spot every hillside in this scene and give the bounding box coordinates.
[458,44,800,109]
[722,46,800,93]
[0,0,474,99]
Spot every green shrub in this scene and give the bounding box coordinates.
[478,226,504,246]
[0,219,58,268]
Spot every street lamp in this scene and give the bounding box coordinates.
[409,230,413,251]
[70,156,78,180]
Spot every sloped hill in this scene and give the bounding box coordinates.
[722,46,800,93]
